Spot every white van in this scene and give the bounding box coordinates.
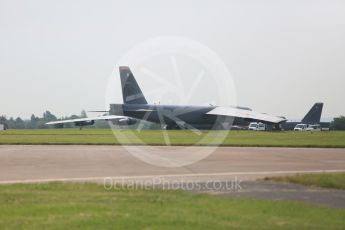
[306,124,321,131]
[248,122,266,131]
[294,124,308,131]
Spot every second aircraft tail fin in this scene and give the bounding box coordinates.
[301,102,323,124]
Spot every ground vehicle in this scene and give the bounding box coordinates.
[294,123,322,131]
[248,122,266,131]
[294,124,308,131]
[306,124,321,131]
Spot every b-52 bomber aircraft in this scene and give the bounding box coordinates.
[46,66,286,130]
[281,103,324,130]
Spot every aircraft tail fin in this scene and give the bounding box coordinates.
[119,66,147,104]
[301,102,323,124]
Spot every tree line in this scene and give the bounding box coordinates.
[0,110,109,129]
[330,116,345,130]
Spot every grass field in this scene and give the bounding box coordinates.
[0,182,345,230]
[265,173,345,190]
[0,129,345,147]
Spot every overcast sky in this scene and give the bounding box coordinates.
[1,0,344,120]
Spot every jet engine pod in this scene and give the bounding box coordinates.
[74,120,95,127]
[116,117,138,126]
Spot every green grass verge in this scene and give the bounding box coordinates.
[1,182,345,229]
[0,129,345,147]
[265,173,345,190]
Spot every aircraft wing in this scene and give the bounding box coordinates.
[206,106,286,124]
[46,115,127,125]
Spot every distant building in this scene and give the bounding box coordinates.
[0,124,5,131]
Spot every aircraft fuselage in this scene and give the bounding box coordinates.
[110,103,244,129]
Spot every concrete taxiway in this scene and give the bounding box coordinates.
[0,145,344,184]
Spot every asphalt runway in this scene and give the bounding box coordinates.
[1,145,345,184]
